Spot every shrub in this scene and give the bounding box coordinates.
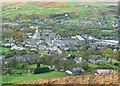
[114,63,119,66]
[19,64,25,69]
[4,68,13,75]
[37,63,40,68]
[34,67,49,74]
[5,52,13,58]
[34,67,41,74]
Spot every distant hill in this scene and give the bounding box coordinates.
[35,2,68,7]
[28,73,119,84]
[1,0,119,2]
[1,2,118,23]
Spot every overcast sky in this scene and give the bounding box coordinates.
[1,0,120,2]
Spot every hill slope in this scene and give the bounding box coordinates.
[2,2,116,20]
[28,73,119,84]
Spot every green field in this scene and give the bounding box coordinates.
[89,61,120,70]
[0,48,10,53]
[2,71,69,84]
[2,2,114,19]
[63,19,92,23]
[39,51,48,55]
[89,64,99,68]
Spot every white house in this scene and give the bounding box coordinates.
[75,57,83,63]
[96,69,116,74]
[65,70,73,75]
[11,45,26,50]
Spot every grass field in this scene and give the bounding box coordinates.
[89,61,120,70]
[2,2,114,19]
[63,19,92,23]
[89,64,99,68]
[2,71,69,84]
[0,48,10,53]
[39,51,48,55]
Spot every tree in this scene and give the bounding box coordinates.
[75,61,89,70]
[5,52,13,58]
[29,50,39,54]
[34,67,49,74]
[102,48,114,59]
[9,58,19,68]
[37,63,40,68]
[20,50,27,55]
[4,68,13,75]
[68,55,75,59]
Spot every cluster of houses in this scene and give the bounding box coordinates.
[1,16,118,29]
[2,26,119,55]
[65,67,117,75]
[60,16,116,27]
[21,28,119,54]
[1,23,19,26]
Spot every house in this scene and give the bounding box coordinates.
[61,38,78,45]
[75,17,87,19]
[75,57,83,63]
[80,5,90,7]
[2,23,19,26]
[38,45,47,51]
[3,43,11,47]
[108,58,117,61]
[113,49,117,52]
[65,54,71,58]
[89,41,108,46]
[65,70,73,75]
[75,35,85,44]
[37,22,44,26]
[89,55,101,58]
[11,45,26,50]
[30,48,38,51]
[49,66,56,71]
[65,67,85,75]
[96,69,116,74]
[70,67,85,75]
[30,26,36,29]
[88,59,98,64]
[103,40,119,46]
[99,57,107,62]
[50,49,62,54]
[8,54,41,62]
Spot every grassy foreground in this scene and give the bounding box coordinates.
[2,71,69,84]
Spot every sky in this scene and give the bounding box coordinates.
[1,0,120,2]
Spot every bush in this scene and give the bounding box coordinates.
[5,52,13,58]
[37,63,40,68]
[4,68,13,75]
[34,67,49,74]
[34,68,41,74]
[18,64,25,69]
[114,63,119,66]
[29,50,39,54]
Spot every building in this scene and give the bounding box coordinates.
[65,67,85,75]
[71,67,85,75]
[96,69,116,74]
[75,57,83,63]
[99,57,107,62]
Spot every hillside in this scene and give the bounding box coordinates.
[2,2,117,19]
[1,0,119,2]
[28,73,119,85]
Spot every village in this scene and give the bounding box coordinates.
[1,25,119,75]
[1,2,119,84]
